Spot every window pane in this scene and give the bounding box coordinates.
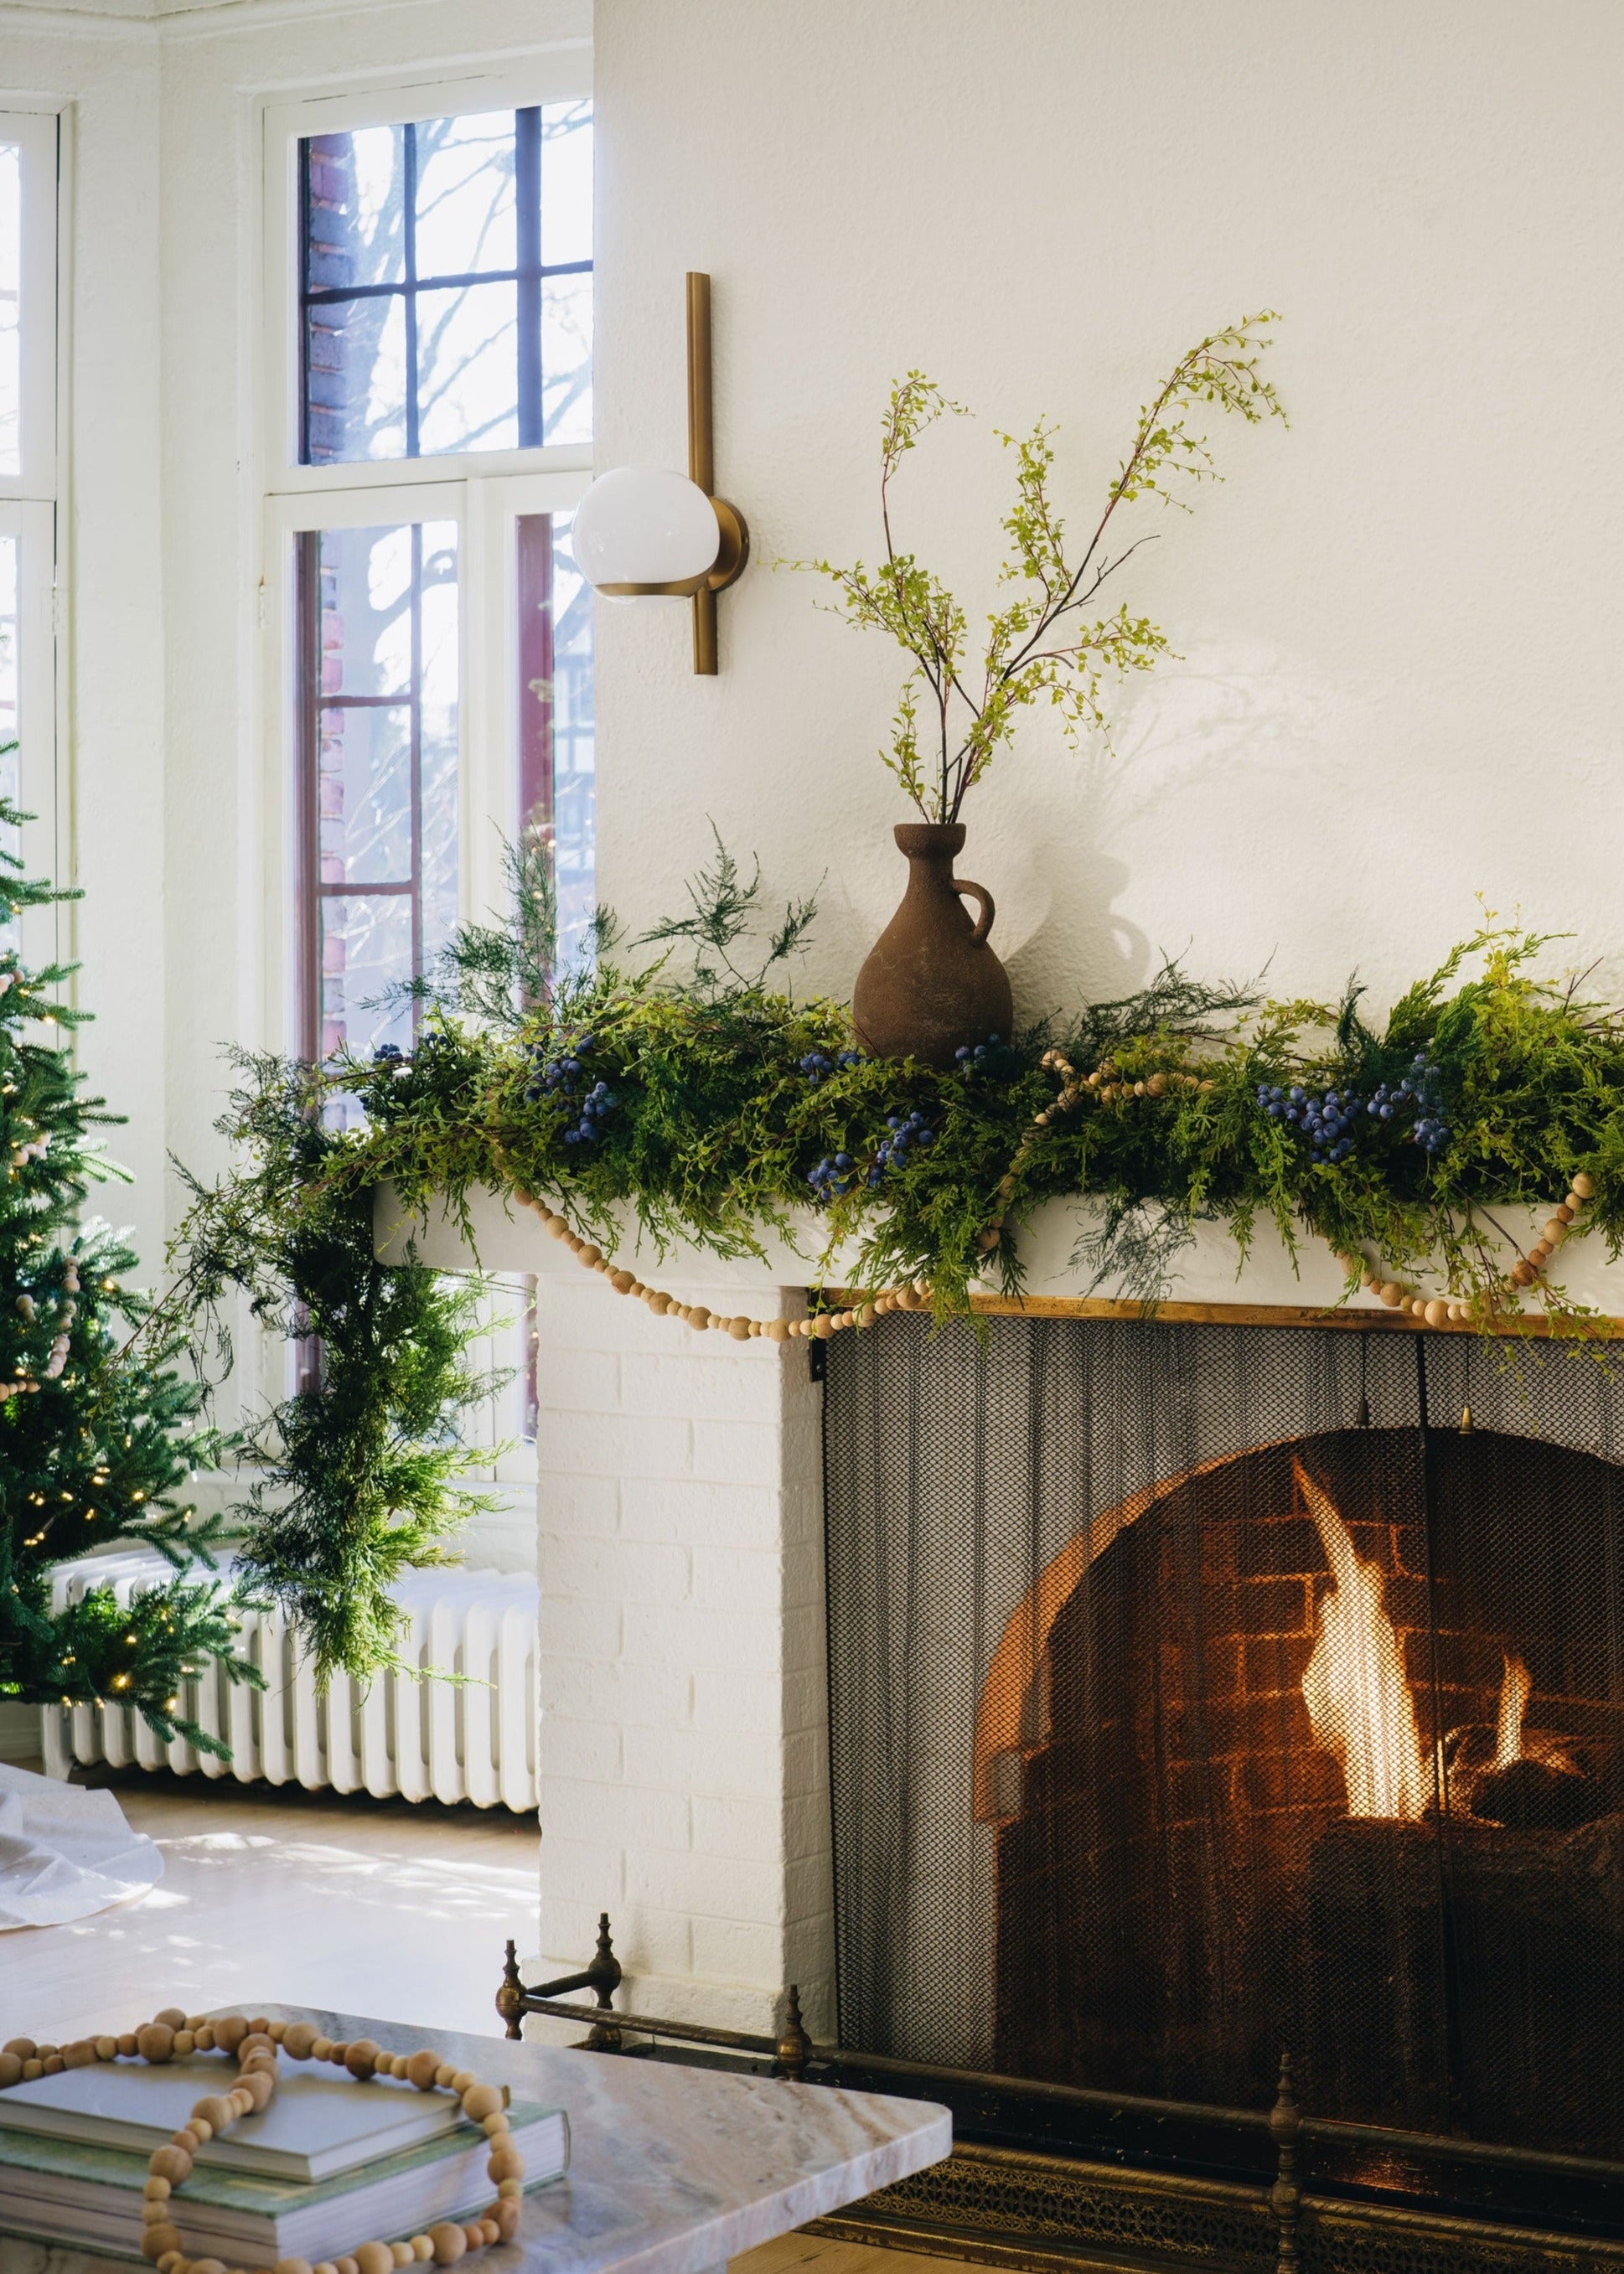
[516,510,595,976]
[0,144,18,478]
[320,892,413,1061]
[540,101,592,269]
[306,292,408,465]
[298,103,592,464]
[413,111,515,279]
[306,127,406,292]
[542,271,592,447]
[318,704,412,885]
[416,281,518,456]
[319,522,415,696]
[301,521,460,1064]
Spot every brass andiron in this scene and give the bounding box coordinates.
[497,1916,814,2078]
[498,1913,623,2048]
[1270,2051,1302,2272]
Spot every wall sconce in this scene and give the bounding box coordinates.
[572,272,748,676]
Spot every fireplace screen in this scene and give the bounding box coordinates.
[822,1317,1624,2159]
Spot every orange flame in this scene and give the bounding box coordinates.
[1495,1652,1532,1770]
[1296,1460,1431,1821]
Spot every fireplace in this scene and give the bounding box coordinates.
[822,1316,1624,2239]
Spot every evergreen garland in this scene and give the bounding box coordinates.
[0,798,256,1744]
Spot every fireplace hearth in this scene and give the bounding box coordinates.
[823,1317,1624,2250]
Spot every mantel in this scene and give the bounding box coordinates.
[374,1184,1624,1331]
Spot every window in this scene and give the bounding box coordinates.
[299,101,592,464]
[0,111,61,960]
[266,77,595,1466]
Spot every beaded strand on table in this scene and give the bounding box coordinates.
[0,2013,524,2273]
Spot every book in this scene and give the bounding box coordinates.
[0,2058,466,2182]
[0,2098,568,2262]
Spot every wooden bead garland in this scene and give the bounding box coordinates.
[0,2013,524,2272]
[1332,1172,1596,1325]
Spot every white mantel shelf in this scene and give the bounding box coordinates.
[375,1184,1624,1331]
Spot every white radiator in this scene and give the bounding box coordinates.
[40,1550,538,1812]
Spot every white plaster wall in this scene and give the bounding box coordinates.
[594,0,1624,1027]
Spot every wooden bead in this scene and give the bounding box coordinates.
[1,2039,34,2060]
[493,2201,521,2241]
[354,2245,395,2274]
[727,1315,753,1340]
[391,2246,416,2268]
[141,2227,183,2263]
[1424,1300,1449,1327]
[193,2025,215,2051]
[495,2177,523,2199]
[240,2070,276,2110]
[478,2222,500,2246]
[156,2256,185,2274]
[95,2035,118,2060]
[148,2147,194,2184]
[173,2128,201,2153]
[428,2225,467,2265]
[310,2038,334,2062]
[40,2055,64,2075]
[275,2261,316,2274]
[189,2117,215,2142]
[142,2199,176,2224]
[1510,1260,1536,1286]
[327,2044,350,2066]
[335,2259,360,2274]
[189,2261,228,2274]
[213,2018,250,2054]
[1572,1171,1596,1199]
[433,2064,458,2087]
[1528,1243,1552,1268]
[686,1307,711,1331]
[344,2039,381,2080]
[172,2031,196,2057]
[1379,1283,1404,1307]
[406,2049,441,2091]
[118,2034,138,2057]
[145,2178,173,2201]
[461,2082,503,2120]
[153,2009,188,2030]
[410,2241,436,2262]
[34,2045,58,2061]
[488,2147,524,2182]
[1553,1202,1575,1225]
[20,2061,41,2080]
[463,2228,486,2252]
[281,2023,319,2060]
[0,2053,22,2087]
[137,2024,177,2064]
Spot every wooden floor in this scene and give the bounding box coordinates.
[0,1764,970,2274]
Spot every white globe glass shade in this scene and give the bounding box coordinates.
[572,465,721,598]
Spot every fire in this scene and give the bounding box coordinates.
[1296,1460,1432,1821]
[1495,1652,1532,1770]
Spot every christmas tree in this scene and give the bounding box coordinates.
[0,795,255,1748]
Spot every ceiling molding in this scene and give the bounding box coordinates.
[0,0,513,39]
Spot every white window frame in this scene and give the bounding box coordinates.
[258,65,593,1482]
[260,65,593,499]
[0,105,65,967]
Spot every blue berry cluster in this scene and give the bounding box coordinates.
[954,1032,1004,1072]
[873,1110,935,1182]
[523,1032,618,1148]
[799,1047,866,1086]
[1256,1050,1451,1165]
[808,1152,858,1202]
[1256,1083,1363,1163]
[1373,1053,1451,1156]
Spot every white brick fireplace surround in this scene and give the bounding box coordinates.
[380,1186,1624,2049]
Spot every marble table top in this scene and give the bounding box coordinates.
[3,2005,952,2274]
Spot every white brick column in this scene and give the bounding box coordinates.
[533,1266,833,2039]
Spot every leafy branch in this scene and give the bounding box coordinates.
[797,314,1286,821]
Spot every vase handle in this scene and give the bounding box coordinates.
[954,878,995,946]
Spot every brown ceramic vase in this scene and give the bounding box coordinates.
[852,822,1014,1068]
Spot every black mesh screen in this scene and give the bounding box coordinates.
[823,1318,1624,2158]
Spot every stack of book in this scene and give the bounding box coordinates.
[0,2053,568,2261]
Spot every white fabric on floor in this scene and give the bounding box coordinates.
[0,1760,163,1929]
